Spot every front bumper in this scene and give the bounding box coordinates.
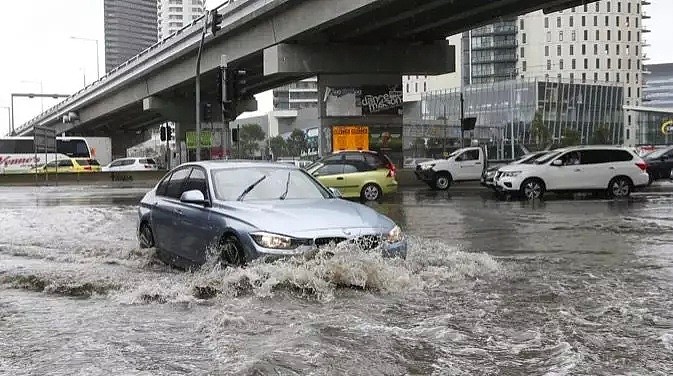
[250,236,408,260]
[494,175,525,192]
[415,168,437,182]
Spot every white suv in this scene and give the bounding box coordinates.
[494,146,650,199]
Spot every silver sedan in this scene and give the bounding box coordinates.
[137,161,407,268]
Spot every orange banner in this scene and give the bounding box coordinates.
[332,125,369,151]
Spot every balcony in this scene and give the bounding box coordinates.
[471,25,517,37]
[471,55,517,64]
[471,40,518,51]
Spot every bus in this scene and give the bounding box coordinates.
[0,136,92,174]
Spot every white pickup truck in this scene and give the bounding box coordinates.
[414,147,486,190]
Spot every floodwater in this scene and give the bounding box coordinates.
[1,185,673,375]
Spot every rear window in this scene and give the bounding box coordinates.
[581,149,633,164]
[76,159,100,166]
[363,152,389,169]
[139,158,157,165]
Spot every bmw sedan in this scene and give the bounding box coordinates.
[137,161,407,268]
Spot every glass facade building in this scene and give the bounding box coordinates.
[104,0,158,73]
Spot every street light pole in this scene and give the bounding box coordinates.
[510,71,515,160]
[70,36,100,80]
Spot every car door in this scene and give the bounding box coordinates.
[152,167,190,255]
[544,151,583,190]
[56,159,74,173]
[454,149,483,180]
[340,153,371,197]
[576,150,611,189]
[175,167,218,264]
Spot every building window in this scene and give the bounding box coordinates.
[616,16,620,27]
[595,2,599,11]
[636,73,639,83]
[571,30,576,41]
[544,17,549,28]
[584,30,588,41]
[522,61,527,72]
[605,44,609,54]
[546,32,552,42]
[584,4,588,12]
[582,73,587,82]
[605,16,609,26]
[415,82,418,92]
[570,73,574,82]
[559,31,563,41]
[637,32,640,42]
[572,59,576,69]
[584,58,588,69]
[594,44,598,55]
[547,60,552,70]
[520,47,525,58]
[616,73,620,82]
[637,88,640,98]
[637,60,641,69]
[607,58,611,69]
[522,33,527,43]
[594,73,598,83]
[595,30,600,41]
[545,46,549,56]
[594,16,598,27]
[618,59,622,69]
[607,30,611,40]
[520,19,524,30]
[582,44,586,55]
[637,4,640,13]
[424,82,427,92]
[607,1,612,12]
[596,58,600,69]
[582,16,586,27]
[618,30,622,41]
[559,59,564,70]
[569,16,574,27]
[617,2,621,12]
[616,45,620,55]
[626,73,630,83]
[570,45,574,55]
[406,84,409,93]
[557,17,561,27]
[635,46,639,56]
[626,129,630,140]
[628,31,631,41]
[628,59,632,69]
[628,87,632,97]
[557,45,562,56]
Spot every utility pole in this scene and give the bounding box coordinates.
[220,55,230,159]
[442,105,447,155]
[460,93,465,148]
[510,71,515,160]
[194,9,211,161]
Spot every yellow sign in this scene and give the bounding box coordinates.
[662,120,673,135]
[332,125,369,151]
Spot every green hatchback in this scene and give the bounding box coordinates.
[305,151,398,202]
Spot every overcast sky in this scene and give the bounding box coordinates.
[1,0,671,135]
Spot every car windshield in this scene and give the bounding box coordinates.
[646,148,672,159]
[211,167,331,201]
[535,151,563,164]
[518,152,548,164]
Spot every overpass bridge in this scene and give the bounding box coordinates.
[13,0,593,155]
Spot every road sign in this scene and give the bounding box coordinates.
[186,131,212,149]
[33,126,56,153]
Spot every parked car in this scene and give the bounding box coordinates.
[137,161,407,268]
[481,150,550,190]
[32,158,101,173]
[415,146,486,190]
[494,146,650,200]
[102,157,159,172]
[304,150,398,202]
[643,146,673,184]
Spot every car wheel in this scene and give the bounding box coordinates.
[434,173,451,191]
[219,235,246,267]
[138,223,154,248]
[520,178,545,200]
[608,176,632,198]
[361,183,382,202]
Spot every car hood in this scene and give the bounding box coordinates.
[418,159,445,168]
[498,163,544,173]
[212,198,395,236]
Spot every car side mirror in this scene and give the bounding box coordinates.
[180,189,208,206]
[551,159,563,167]
[328,187,342,198]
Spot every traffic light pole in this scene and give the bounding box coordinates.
[220,55,230,159]
[194,10,211,161]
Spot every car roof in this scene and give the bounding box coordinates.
[562,145,633,151]
[177,160,298,171]
[333,150,380,154]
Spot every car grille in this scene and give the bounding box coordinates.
[314,237,347,247]
[314,235,382,250]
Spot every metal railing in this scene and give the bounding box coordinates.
[14,0,268,135]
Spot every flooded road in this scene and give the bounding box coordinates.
[1,185,673,375]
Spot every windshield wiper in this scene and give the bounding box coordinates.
[237,175,267,201]
[279,172,291,200]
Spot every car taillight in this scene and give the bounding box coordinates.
[386,163,397,178]
[83,166,92,170]
[636,161,648,171]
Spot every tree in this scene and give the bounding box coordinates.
[592,125,612,144]
[530,110,550,149]
[286,128,307,158]
[237,123,265,158]
[269,135,287,159]
[561,128,581,147]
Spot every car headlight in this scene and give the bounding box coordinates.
[387,225,404,243]
[251,232,297,249]
[501,171,522,178]
[420,163,436,170]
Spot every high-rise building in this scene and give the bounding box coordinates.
[272,77,319,111]
[518,0,647,108]
[104,0,158,73]
[462,19,518,86]
[643,63,673,109]
[157,0,205,40]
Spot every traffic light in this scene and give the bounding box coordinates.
[210,10,223,35]
[226,67,248,101]
[203,102,213,122]
[160,125,167,141]
[231,127,239,143]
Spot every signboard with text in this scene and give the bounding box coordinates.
[332,125,369,151]
[325,85,403,117]
[186,131,212,149]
